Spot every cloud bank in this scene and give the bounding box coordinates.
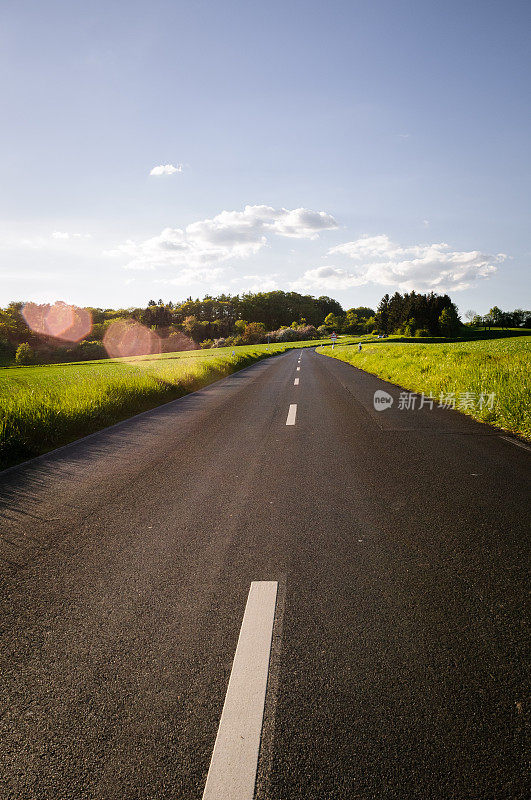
[107,205,338,272]
[294,234,504,293]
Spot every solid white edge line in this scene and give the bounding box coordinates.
[499,435,531,452]
[202,581,278,800]
[294,378,299,385]
[286,404,297,425]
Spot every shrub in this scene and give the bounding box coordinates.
[15,342,35,365]
[241,322,266,344]
[75,340,107,360]
[415,328,430,338]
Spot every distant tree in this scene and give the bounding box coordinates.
[349,306,375,320]
[404,317,417,336]
[465,309,477,324]
[182,315,209,342]
[489,306,504,327]
[511,309,527,327]
[324,312,341,331]
[343,310,361,334]
[315,295,344,320]
[375,294,390,333]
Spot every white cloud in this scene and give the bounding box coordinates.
[329,234,402,261]
[291,266,366,293]
[238,273,281,293]
[295,234,505,293]
[268,208,338,239]
[149,163,183,176]
[154,266,227,286]
[106,205,338,271]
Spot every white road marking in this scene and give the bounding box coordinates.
[286,404,297,425]
[499,436,531,452]
[296,366,300,371]
[294,378,299,385]
[202,581,278,800]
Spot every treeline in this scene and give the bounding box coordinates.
[467,306,531,329]
[0,292,352,364]
[374,294,530,337]
[2,289,529,366]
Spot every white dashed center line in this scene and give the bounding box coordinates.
[294,378,299,386]
[286,404,297,425]
[296,366,300,371]
[202,581,278,800]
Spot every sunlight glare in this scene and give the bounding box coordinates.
[22,302,92,342]
[103,319,161,359]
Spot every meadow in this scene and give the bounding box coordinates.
[318,335,531,439]
[0,337,358,468]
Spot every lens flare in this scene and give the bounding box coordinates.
[22,302,92,342]
[103,319,161,359]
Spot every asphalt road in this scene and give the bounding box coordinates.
[0,347,529,799]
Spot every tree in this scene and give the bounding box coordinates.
[489,306,504,327]
[465,309,477,324]
[182,315,209,343]
[438,306,461,337]
[512,309,527,327]
[315,295,344,320]
[343,310,361,334]
[404,317,417,336]
[323,312,341,331]
[375,294,390,333]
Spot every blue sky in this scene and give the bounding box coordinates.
[1,0,529,314]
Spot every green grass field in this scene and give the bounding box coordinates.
[318,335,531,439]
[1,338,355,468]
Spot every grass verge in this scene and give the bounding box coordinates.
[317,336,531,440]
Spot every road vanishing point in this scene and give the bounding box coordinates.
[0,347,529,799]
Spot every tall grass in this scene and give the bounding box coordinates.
[318,337,531,439]
[0,344,287,467]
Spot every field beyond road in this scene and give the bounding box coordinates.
[318,335,531,440]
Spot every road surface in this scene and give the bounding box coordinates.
[0,347,529,799]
